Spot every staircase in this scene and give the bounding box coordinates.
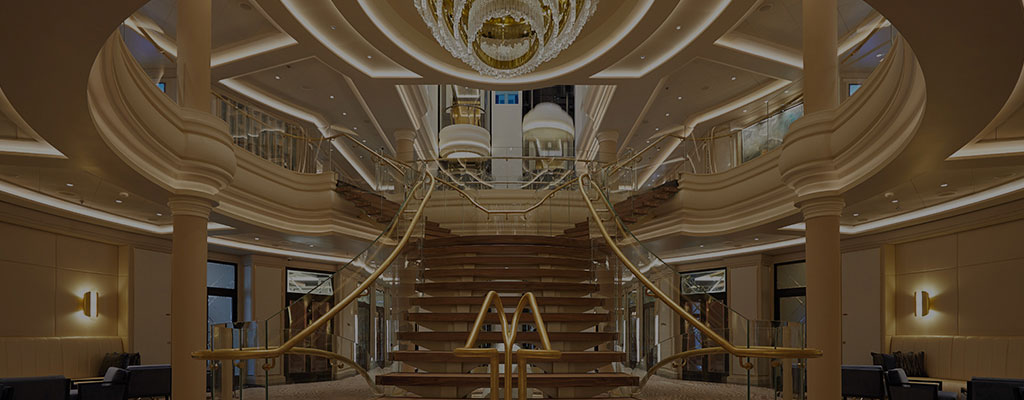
[376,235,637,398]
[336,182,455,238]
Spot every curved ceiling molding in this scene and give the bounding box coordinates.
[355,0,653,86]
[593,0,733,78]
[280,0,420,78]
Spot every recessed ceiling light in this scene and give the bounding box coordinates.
[640,55,646,60]
[308,244,315,248]
[742,109,748,113]
[654,127,660,131]
[329,95,335,99]
[330,25,337,30]
[784,90,790,94]
[646,140,651,144]
[361,139,367,143]
[665,113,670,117]
[352,127,358,130]
[342,112,347,116]
[730,76,737,81]
[852,213,860,217]
[940,183,949,188]
[699,244,705,248]
[254,237,260,241]
[876,53,883,58]
[114,199,123,204]
[754,237,760,241]
[65,183,74,187]
[274,75,281,80]
[891,199,899,204]
[676,96,682,100]
[156,212,163,217]
[366,55,373,59]
[675,25,682,30]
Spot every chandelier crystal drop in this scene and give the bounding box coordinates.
[415,0,598,78]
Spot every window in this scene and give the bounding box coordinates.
[286,269,333,296]
[774,261,806,323]
[494,91,519,104]
[207,261,237,325]
[740,103,804,163]
[157,82,166,93]
[848,83,862,96]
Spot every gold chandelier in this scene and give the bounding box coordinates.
[415,0,598,78]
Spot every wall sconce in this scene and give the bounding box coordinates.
[82,291,99,319]
[914,290,930,317]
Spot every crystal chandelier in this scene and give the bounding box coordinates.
[415,0,598,78]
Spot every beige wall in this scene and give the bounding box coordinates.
[132,248,172,364]
[841,248,883,365]
[894,218,1024,336]
[0,221,120,337]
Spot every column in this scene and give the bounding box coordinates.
[394,130,417,163]
[802,0,839,114]
[595,130,619,165]
[176,0,212,111]
[801,196,844,399]
[169,195,215,400]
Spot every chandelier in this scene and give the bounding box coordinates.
[415,0,598,78]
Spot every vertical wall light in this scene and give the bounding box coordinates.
[914,290,930,317]
[82,291,99,318]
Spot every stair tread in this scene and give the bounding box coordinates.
[423,256,592,268]
[397,331,618,342]
[376,372,638,387]
[423,267,590,279]
[406,312,610,323]
[392,350,625,362]
[410,296,605,306]
[424,235,590,248]
[421,245,592,259]
[415,282,599,292]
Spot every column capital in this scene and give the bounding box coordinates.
[797,196,845,220]
[394,129,417,142]
[596,130,619,143]
[168,195,216,218]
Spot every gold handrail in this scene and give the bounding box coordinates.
[453,291,562,400]
[576,174,822,361]
[192,172,435,365]
[637,347,730,388]
[432,175,580,215]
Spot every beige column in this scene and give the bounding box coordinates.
[802,0,839,114]
[801,196,844,399]
[595,130,619,164]
[169,195,215,400]
[176,0,211,111]
[395,130,417,163]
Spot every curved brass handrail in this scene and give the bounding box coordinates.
[433,175,581,215]
[454,291,561,400]
[192,173,435,364]
[577,174,822,361]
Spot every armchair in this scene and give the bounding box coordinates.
[888,368,957,400]
[71,367,128,400]
[842,365,887,399]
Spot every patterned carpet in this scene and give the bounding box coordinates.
[237,374,778,399]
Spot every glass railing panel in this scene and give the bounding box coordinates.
[579,174,811,399]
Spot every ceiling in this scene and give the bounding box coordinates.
[1,0,1022,265]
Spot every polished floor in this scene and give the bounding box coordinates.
[239,375,776,399]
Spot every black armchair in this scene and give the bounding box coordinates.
[0,375,70,400]
[124,364,171,399]
[967,377,1024,400]
[891,383,941,400]
[0,384,13,400]
[842,365,887,399]
[887,368,957,400]
[71,367,128,400]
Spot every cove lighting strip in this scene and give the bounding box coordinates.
[664,176,1024,264]
[0,180,351,264]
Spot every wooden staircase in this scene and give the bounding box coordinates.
[336,182,455,238]
[377,235,637,398]
[559,180,679,239]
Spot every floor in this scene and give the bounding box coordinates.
[236,375,779,400]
